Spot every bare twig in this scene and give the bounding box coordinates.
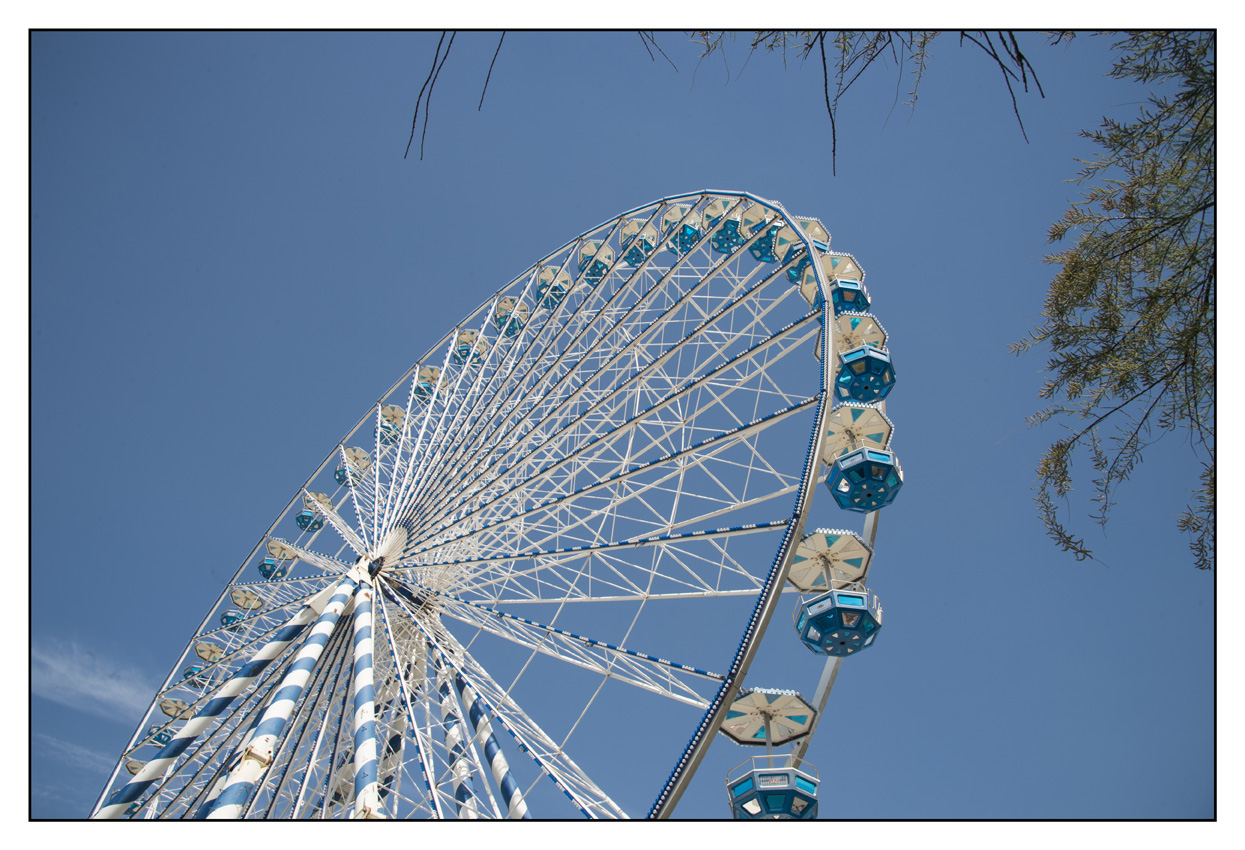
[478,31,505,111]
[958,30,1046,143]
[818,33,837,176]
[405,31,447,159]
[417,31,456,160]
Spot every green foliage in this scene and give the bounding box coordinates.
[1012,31,1215,569]
[690,30,1215,569]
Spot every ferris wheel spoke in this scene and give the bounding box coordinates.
[404,314,817,540]
[403,251,803,533]
[404,396,815,565]
[396,220,713,518]
[301,488,368,556]
[382,586,626,818]
[396,270,638,524]
[395,579,722,707]
[493,215,781,449]
[265,539,354,576]
[379,336,506,538]
[421,465,804,608]
[403,217,772,518]
[336,445,379,548]
[400,519,791,608]
[381,312,501,534]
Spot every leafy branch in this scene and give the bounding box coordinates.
[1014,31,1215,568]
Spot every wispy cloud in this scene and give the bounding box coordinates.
[31,733,119,818]
[32,732,117,776]
[31,639,158,724]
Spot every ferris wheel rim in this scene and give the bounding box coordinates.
[94,190,852,820]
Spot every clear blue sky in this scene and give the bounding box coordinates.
[30,30,1213,820]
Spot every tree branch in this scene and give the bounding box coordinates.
[478,31,505,111]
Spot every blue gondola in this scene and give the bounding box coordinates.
[726,755,820,819]
[662,206,701,256]
[620,219,657,266]
[834,345,896,403]
[258,556,290,580]
[578,241,613,285]
[793,588,883,656]
[414,365,445,401]
[295,509,324,531]
[493,297,530,336]
[535,268,572,308]
[826,445,903,512]
[818,278,870,316]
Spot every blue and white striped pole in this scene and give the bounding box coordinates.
[92,578,357,819]
[349,584,384,818]
[453,673,531,819]
[434,654,478,819]
[191,687,273,819]
[205,576,359,819]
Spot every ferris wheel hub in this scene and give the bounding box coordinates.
[369,526,409,571]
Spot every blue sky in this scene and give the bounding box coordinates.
[29,30,1215,821]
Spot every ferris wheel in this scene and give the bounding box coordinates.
[91,191,902,820]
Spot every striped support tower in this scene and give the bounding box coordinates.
[92,578,356,819]
[205,577,359,819]
[453,673,531,819]
[349,585,384,818]
[434,654,478,819]
[191,689,273,819]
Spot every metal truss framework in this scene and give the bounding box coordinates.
[92,191,864,819]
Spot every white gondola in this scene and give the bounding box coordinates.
[577,240,614,284]
[662,205,702,255]
[229,587,264,610]
[720,688,816,747]
[821,402,894,462]
[159,698,192,719]
[414,365,447,401]
[493,297,530,336]
[195,640,225,663]
[534,267,572,308]
[619,218,658,265]
[788,529,873,592]
[452,329,487,366]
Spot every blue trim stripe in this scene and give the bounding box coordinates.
[401,517,791,572]
[392,577,725,682]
